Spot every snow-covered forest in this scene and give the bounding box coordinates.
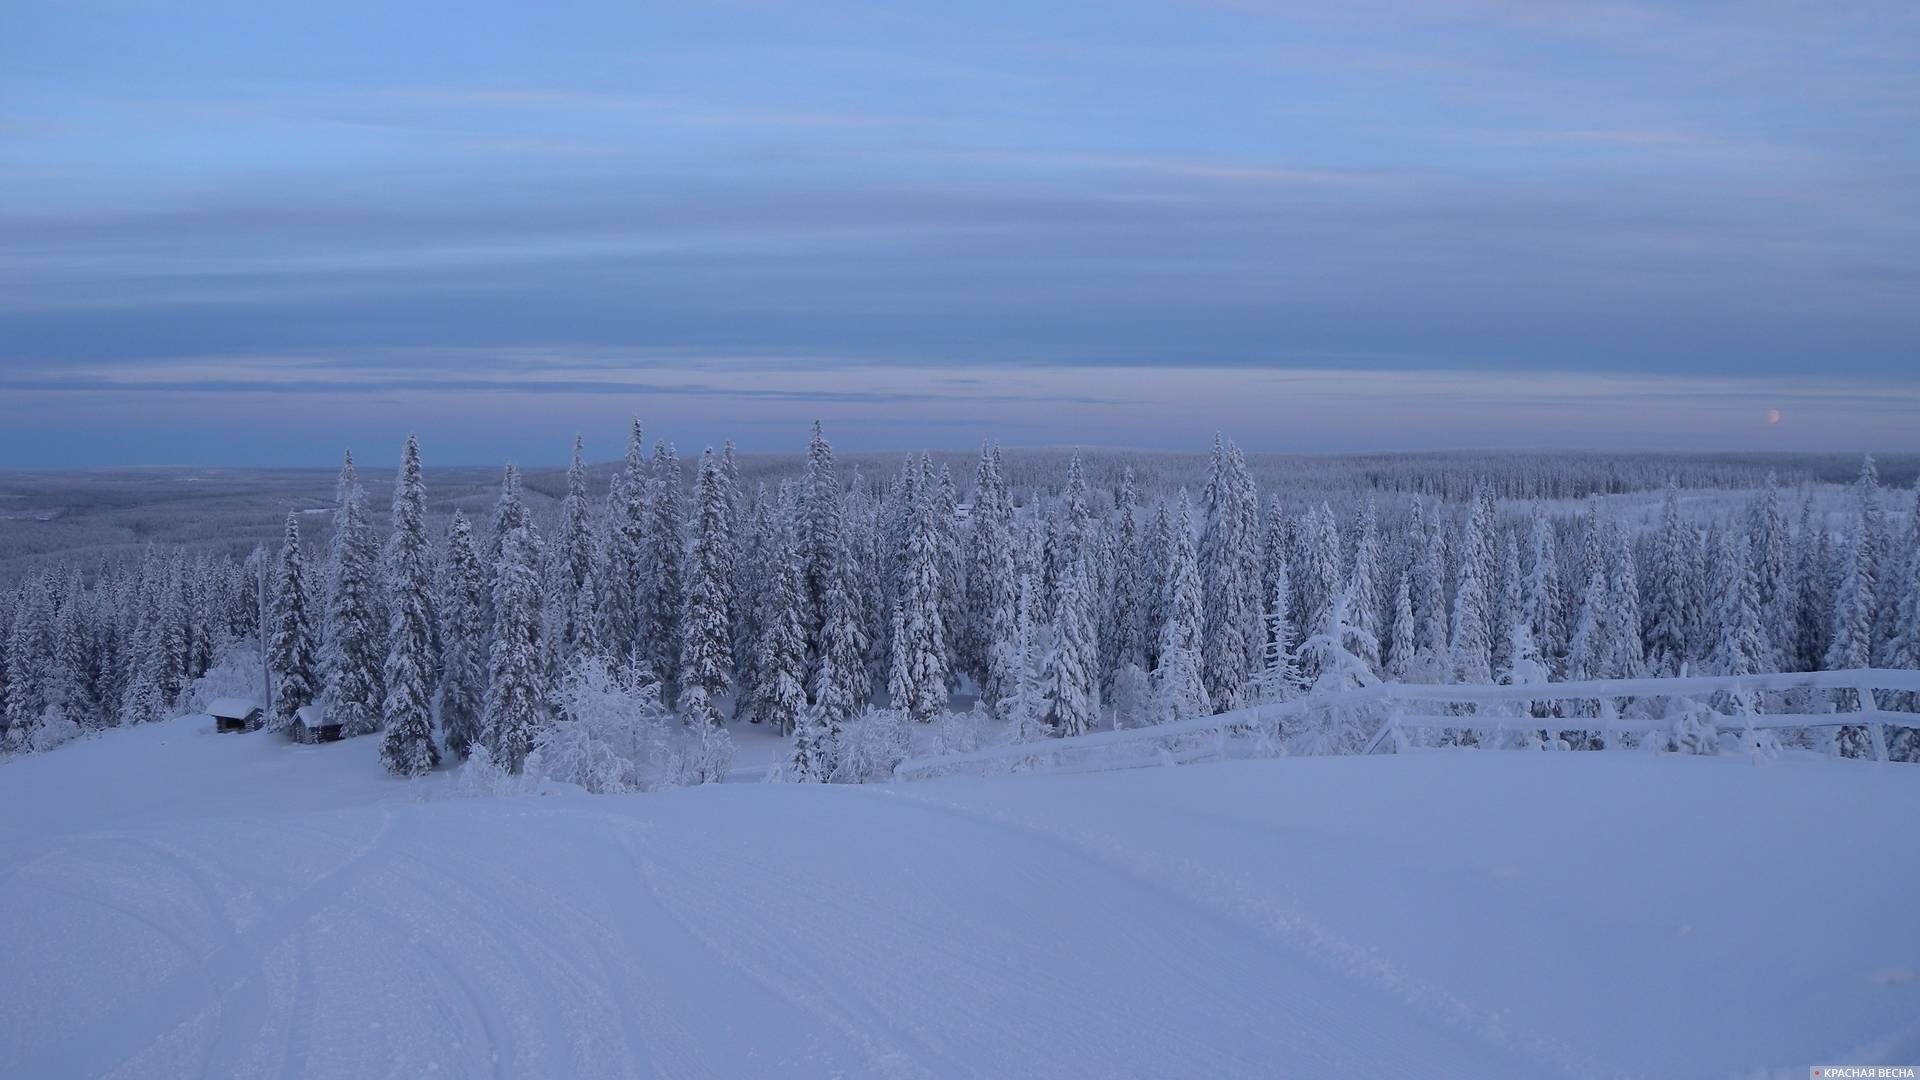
[3,426,1917,778]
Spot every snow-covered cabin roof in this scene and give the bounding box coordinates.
[295,703,328,727]
[207,697,262,720]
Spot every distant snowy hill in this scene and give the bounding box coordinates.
[2,717,1916,1078]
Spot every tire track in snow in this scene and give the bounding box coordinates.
[333,897,515,1080]
[867,783,1612,1080]
[611,794,1310,1077]
[604,814,938,1080]
[8,805,403,1080]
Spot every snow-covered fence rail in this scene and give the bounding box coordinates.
[891,668,1920,782]
[1359,668,1920,760]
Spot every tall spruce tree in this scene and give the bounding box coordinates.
[554,434,599,667]
[437,512,487,759]
[641,442,686,700]
[810,523,870,736]
[1347,497,1384,676]
[267,512,318,733]
[1200,438,1260,710]
[758,520,810,736]
[1043,555,1099,737]
[324,452,384,738]
[380,435,440,775]
[1154,490,1209,722]
[485,523,546,772]
[888,461,949,722]
[680,448,736,712]
[801,420,840,632]
[1711,529,1767,677]
[598,419,648,664]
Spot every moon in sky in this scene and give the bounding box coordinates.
[1766,408,1783,425]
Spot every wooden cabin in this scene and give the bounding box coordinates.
[208,697,263,733]
[292,704,344,744]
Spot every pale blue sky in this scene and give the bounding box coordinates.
[3,1,1916,465]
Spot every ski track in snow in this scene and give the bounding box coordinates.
[855,784,1607,1079]
[2,716,1917,1079]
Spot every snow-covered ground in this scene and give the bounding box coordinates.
[2,718,1916,1079]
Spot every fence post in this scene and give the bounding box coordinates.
[1859,680,1889,764]
[1361,707,1399,755]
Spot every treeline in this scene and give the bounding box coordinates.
[2,426,1916,771]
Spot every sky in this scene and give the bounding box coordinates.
[2,0,1917,467]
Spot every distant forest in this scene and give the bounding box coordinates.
[2,436,1915,777]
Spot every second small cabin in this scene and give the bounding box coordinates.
[292,703,344,744]
[208,697,263,733]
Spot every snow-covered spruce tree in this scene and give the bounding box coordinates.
[1346,496,1384,677]
[1524,507,1567,676]
[640,441,685,701]
[1711,529,1767,678]
[845,469,890,688]
[1139,503,1173,672]
[51,574,99,729]
[794,537,861,784]
[1500,619,1550,688]
[436,511,487,759]
[1490,530,1524,676]
[1874,478,1914,668]
[1448,525,1493,686]
[119,573,177,727]
[887,463,949,722]
[484,523,547,773]
[1644,482,1696,675]
[1043,555,1098,737]
[680,448,736,716]
[1602,518,1646,678]
[1749,477,1789,668]
[1887,516,1920,760]
[267,512,318,732]
[1261,498,1291,633]
[4,575,53,741]
[1294,502,1343,684]
[1103,466,1145,681]
[379,435,440,776]
[757,520,810,737]
[1250,568,1302,704]
[730,488,775,725]
[552,434,599,668]
[1407,507,1449,684]
[801,420,840,636]
[1291,588,1384,754]
[1826,456,1881,674]
[323,452,385,738]
[1200,438,1260,710]
[1566,543,1610,684]
[1497,620,1552,749]
[969,443,1017,710]
[163,555,193,699]
[787,697,834,782]
[809,525,871,737]
[597,419,648,665]
[1154,490,1210,724]
[487,462,529,570]
[1385,570,1416,683]
[1788,492,1832,672]
[182,557,215,683]
[880,455,917,633]
[1826,456,1883,756]
[933,463,967,681]
[1001,574,1049,743]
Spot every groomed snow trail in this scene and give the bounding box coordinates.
[2,717,1916,1079]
